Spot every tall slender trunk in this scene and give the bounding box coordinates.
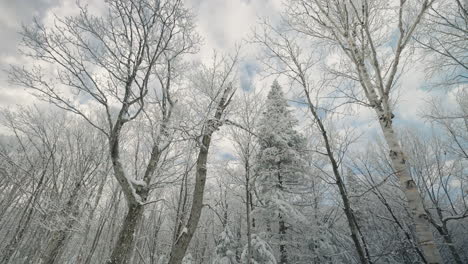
[277,163,288,264]
[278,216,287,264]
[167,133,212,264]
[303,90,369,264]
[245,169,252,264]
[168,84,233,264]
[107,203,145,264]
[378,117,441,264]
[77,173,108,262]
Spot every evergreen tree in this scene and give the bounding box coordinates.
[213,225,238,264]
[254,81,307,264]
[241,235,277,264]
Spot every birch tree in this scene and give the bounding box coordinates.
[282,0,442,262]
[253,22,371,264]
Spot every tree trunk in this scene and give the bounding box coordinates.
[245,172,252,264]
[279,216,287,264]
[107,203,145,264]
[277,163,288,264]
[167,133,212,264]
[303,90,369,264]
[167,83,233,264]
[378,116,441,264]
[440,224,463,264]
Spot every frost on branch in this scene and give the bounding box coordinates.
[241,235,276,264]
[213,225,238,264]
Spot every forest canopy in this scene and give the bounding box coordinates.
[0,0,466,264]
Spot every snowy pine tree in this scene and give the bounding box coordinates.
[241,235,277,264]
[254,81,307,263]
[213,225,238,264]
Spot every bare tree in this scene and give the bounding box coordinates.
[227,88,264,264]
[168,52,239,264]
[403,129,468,263]
[8,0,200,263]
[415,0,468,86]
[0,108,108,263]
[281,0,442,262]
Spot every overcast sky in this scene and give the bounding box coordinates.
[0,0,460,145]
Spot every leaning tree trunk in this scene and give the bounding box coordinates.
[377,111,442,264]
[303,89,370,264]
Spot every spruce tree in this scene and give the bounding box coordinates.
[254,81,306,264]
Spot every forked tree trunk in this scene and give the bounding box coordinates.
[168,84,234,264]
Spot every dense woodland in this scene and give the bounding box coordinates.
[0,0,467,263]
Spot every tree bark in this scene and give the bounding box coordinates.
[107,203,145,264]
[278,216,287,264]
[168,84,234,264]
[439,224,463,264]
[277,163,288,264]
[377,116,441,264]
[168,131,213,264]
[245,167,252,264]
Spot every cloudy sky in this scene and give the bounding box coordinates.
[0,0,460,145]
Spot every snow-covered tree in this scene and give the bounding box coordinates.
[254,81,307,263]
[213,225,238,264]
[241,235,276,264]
